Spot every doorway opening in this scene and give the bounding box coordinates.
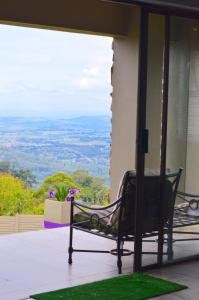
[0,24,113,234]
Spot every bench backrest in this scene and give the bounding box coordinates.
[115,169,182,235]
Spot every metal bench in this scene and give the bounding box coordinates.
[68,169,182,273]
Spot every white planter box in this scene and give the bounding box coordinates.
[44,199,71,224]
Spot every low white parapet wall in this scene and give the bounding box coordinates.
[0,214,44,235]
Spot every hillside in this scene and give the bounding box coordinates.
[0,115,111,186]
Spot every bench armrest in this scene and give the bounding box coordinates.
[177,191,199,198]
[73,198,121,211]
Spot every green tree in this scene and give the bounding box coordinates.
[34,170,109,205]
[72,169,109,205]
[0,161,12,173]
[34,172,78,202]
[72,169,93,187]
[0,174,35,216]
[11,168,37,188]
[0,161,37,187]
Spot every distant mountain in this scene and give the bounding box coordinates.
[0,115,111,187]
[67,115,111,130]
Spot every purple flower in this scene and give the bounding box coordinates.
[49,190,55,199]
[69,189,76,195]
[66,197,71,202]
[69,189,81,195]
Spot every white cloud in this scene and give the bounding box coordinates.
[74,66,101,90]
[73,61,111,91]
[76,77,95,89]
[83,67,99,76]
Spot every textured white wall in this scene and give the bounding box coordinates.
[110,7,140,200]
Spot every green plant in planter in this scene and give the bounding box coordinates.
[54,184,69,202]
[49,185,80,202]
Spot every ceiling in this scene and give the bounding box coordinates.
[0,0,129,36]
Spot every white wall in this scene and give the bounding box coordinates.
[110,7,140,200]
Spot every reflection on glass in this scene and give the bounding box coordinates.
[165,16,199,262]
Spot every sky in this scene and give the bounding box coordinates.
[0,24,113,118]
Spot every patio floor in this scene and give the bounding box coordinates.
[0,227,198,300]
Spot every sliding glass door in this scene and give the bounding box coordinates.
[164,16,199,263]
[134,9,167,271]
[135,8,199,271]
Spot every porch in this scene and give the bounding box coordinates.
[0,1,199,298]
[0,227,198,300]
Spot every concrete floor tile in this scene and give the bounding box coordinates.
[0,228,198,300]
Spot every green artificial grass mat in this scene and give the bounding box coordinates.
[31,273,187,300]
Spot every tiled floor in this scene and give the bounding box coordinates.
[149,262,199,300]
[0,227,198,300]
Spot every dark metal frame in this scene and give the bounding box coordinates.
[134,6,148,272]
[158,13,170,266]
[105,1,199,19]
[135,7,171,272]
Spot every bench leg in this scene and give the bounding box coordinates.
[167,229,173,261]
[68,225,73,264]
[117,239,123,274]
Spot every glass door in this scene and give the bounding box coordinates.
[164,16,199,263]
[135,9,199,271]
[134,9,167,271]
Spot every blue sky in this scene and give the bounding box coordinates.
[0,25,112,118]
